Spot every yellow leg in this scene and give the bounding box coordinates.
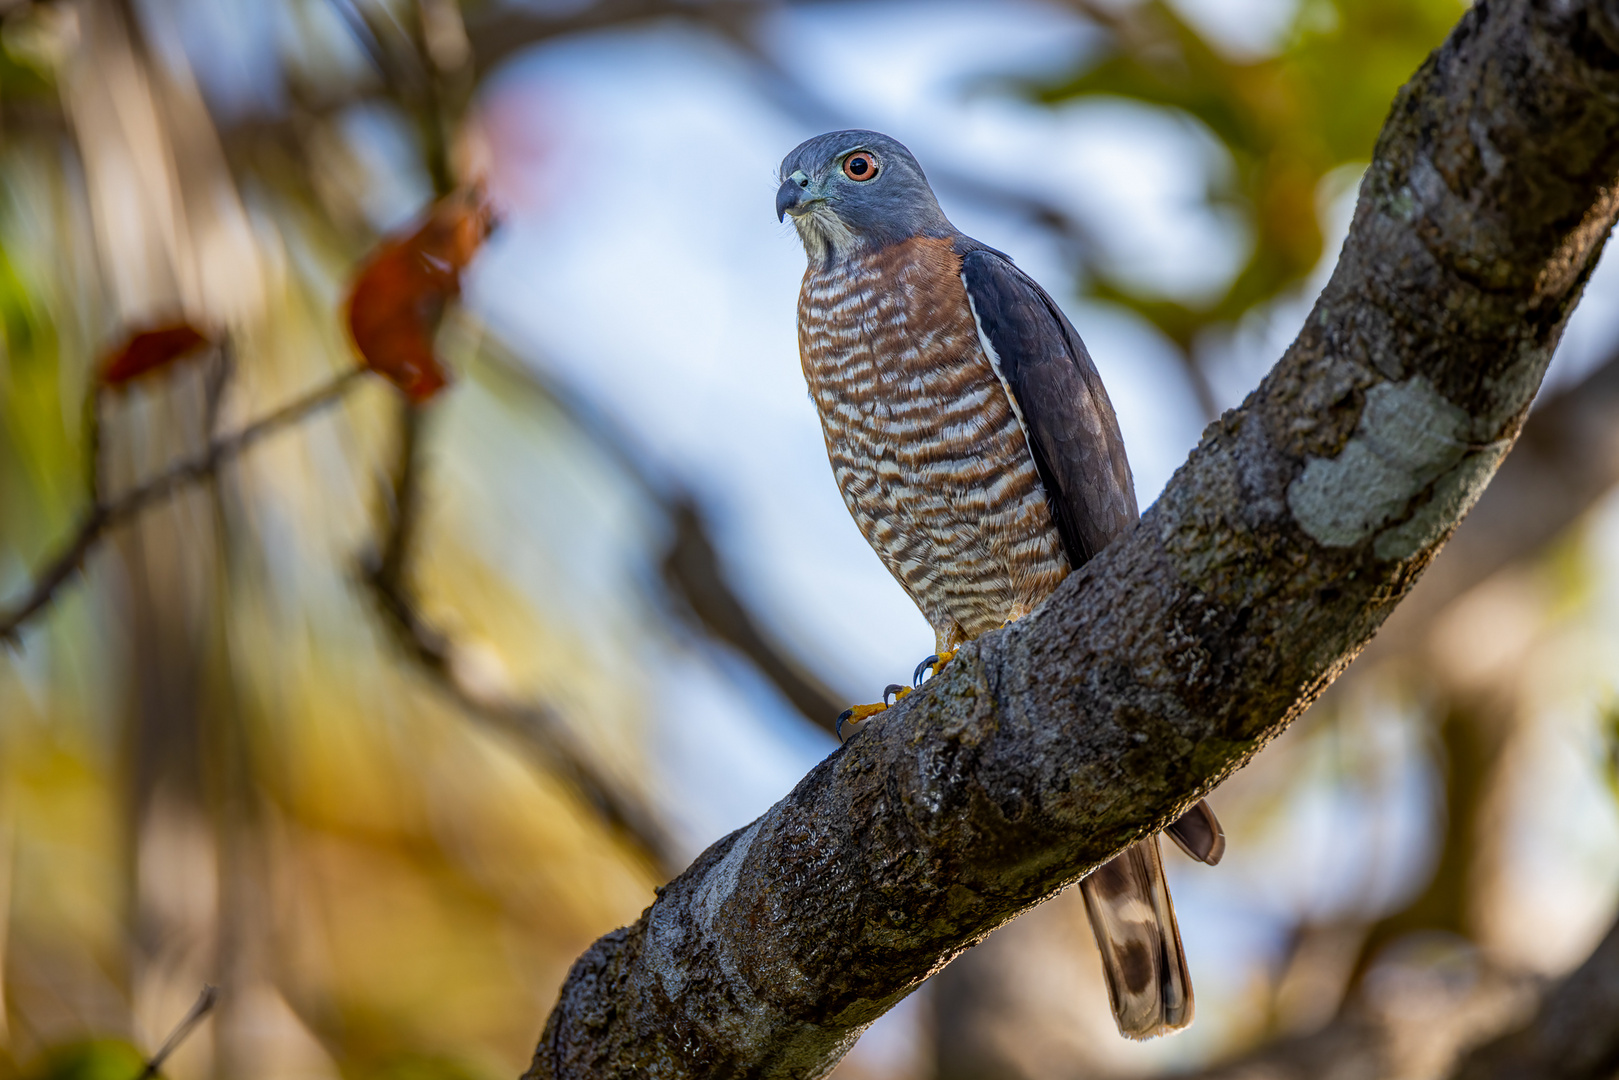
[836,684,912,742]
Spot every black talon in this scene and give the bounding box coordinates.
[883,683,906,705]
[913,654,940,687]
[836,708,854,743]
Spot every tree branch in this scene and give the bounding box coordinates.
[463,0,761,80]
[1186,906,1619,1080]
[1244,345,1619,1020]
[659,498,847,733]
[138,984,219,1080]
[0,368,363,645]
[462,0,1108,269]
[525,1,1619,1075]
[362,550,685,876]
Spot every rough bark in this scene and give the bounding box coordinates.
[525,1,1619,1076]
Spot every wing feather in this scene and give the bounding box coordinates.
[957,244,1137,566]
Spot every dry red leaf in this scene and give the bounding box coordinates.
[100,324,212,387]
[345,187,497,403]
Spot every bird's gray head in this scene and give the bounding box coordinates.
[776,130,954,264]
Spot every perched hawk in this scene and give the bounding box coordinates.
[777,129,1224,1040]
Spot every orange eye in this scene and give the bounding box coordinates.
[842,152,878,181]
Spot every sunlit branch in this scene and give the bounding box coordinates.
[0,368,365,645]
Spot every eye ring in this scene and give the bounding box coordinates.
[842,151,879,182]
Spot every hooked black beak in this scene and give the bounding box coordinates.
[776,173,811,222]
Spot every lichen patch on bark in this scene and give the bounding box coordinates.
[1287,377,1473,547]
[1373,442,1509,561]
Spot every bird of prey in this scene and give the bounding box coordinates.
[777,129,1225,1040]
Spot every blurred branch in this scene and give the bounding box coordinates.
[463,0,761,78]
[373,400,426,593]
[1191,1010,1389,1080]
[324,0,415,91]
[1317,345,1619,996]
[137,984,218,1080]
[1344,693,1508,986]
[467,345,847,733]
[461,0,1105,259]
[1190,909,1619,1080]
[0,367,364,645]
[361,552,684,876]
[359,397,684,877]
[324,0,462,195]
[462,345,678,510]
[1450,912,1619,1080]
[659,499,846,731]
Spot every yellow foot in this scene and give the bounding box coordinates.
[912,650,958,687]
[836,684,911,742]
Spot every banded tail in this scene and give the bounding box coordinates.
[1081,836,1192,1039]
[1081,801,1222,1039]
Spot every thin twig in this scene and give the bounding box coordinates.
[325,0,456,196]
[84,381,104,506]
[137,984,218,1080]
[0,368,366,644]
[325,0,418,94]
[1177,348,1223,422]
[658,499,847,733]
[465,346,678,499]
[203,341,236,440]
[374,399,425,593]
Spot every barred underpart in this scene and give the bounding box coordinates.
[798,234,1069,652]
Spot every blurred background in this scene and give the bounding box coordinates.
[2,1,1618,1079]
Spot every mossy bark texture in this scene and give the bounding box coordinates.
[526,2,1619,1076]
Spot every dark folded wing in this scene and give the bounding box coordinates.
[957,244,1137,567]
